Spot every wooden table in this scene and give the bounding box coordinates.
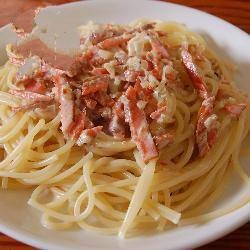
[0,0,249,249]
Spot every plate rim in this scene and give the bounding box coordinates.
[0,0,249,249]
[0,203,248,250]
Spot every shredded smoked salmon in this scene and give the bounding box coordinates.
[9,21,247,162]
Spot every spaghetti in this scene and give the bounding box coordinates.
[0,19,249,238]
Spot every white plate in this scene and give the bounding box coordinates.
[0,0,249,249]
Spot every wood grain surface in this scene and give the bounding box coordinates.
[0,0,249,249]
